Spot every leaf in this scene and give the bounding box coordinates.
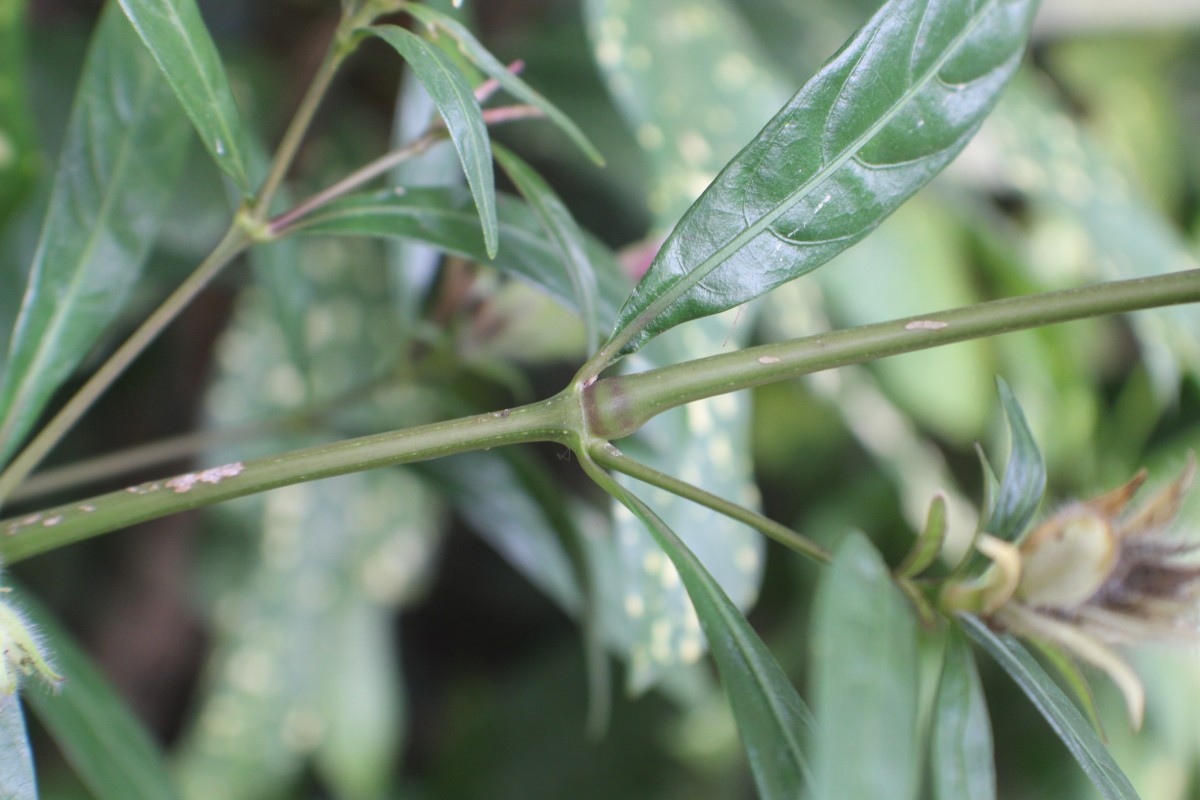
[0,0,39,220]
[0,4,189,466]
[403,4,604,165]
[116,0,253,192]
[962,615,1141,800]
[0,694,36,800]
[931,627,996,800]
[810,531,921,800]
[985,377,1045,541]
[19,594,181,800]
[898,492,947,578]
[493,144,600,349]
[602,0,1041,360]
[586,467,812,800]
[369,25,498,258]
[584,0,790,226]
[291,186,628,330]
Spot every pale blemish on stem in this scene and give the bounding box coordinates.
[757,355,781,365]
[904,319,949,331]
[165,462,245,494]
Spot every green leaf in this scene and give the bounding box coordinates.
[403,4,604,165]
[1025,636,1107,739]
[0,694,36,800]
[493,144,600,350]
[19,594,181,800]
[985,377,1045,541]
[292,187,628,330]
[116,0,253,192]
[0,0,39,220]
[898,492,947,578]
[369,25,498,258]
[810,531,920,800]
[0,4,189,466]
[931,627,996,800]
[602,0,1041,360]
[962,615,1141,800]
[587,465,812,799]
[584,0,789,226]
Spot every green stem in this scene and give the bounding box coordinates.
[251,7,365,220]
[3,270,1197,559]
[584,270,1200,440]
[0,391,577,563]
[0,226,252,508]
[590,444,829,563]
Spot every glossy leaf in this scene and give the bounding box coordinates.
[810,531,920,800]
[603,0,1040,360]
[962,615,1140,800]
[292,187,628,329]
[116,0,253,192]
[403,4,604,165]
[370,25,498,257]
[493,144,600,350]
[0,5,189,466]
[0,694,36,800]
[931,627,996,800]
[20,595,181,800]
[590,471,812,799]
[0,0,38,220]
[985,377,1045,542]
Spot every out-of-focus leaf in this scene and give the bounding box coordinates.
[962,615,1141,800]
[403,4,604,165]
[20,594,181,800]
[1026,636,1106,738]
[985,377,1045,541]
[898,492,947,579]
[116,0,253,192]
[810,531,920,800]
[493,144,599,349]
[593,471,812,799]
[601,0,1040,360]
[0,0,38,220]
[291,187,628,329]
[176,471,440,800]
[0,5,189,466]
[931,627,996,800]
[370,25,498,257]
[585,0,788,226]
[0,694,36,800]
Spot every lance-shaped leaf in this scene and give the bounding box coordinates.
[962,615,1141,800]
[810,531,920,800]
[292,187,628,330]
[931,627,996,800]
[403,4,604,165]
[0,0,39,220]
[117,0,253,192]
[602,0,1041,360]
[583,460,812,799]
[369,25,498,258]
[493,144,600,350]
[0,695,36,800]
[985,377,1045,542]
[0,5,189,466]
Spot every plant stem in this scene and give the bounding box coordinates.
[0,391,578,562]
[3,270,1197,559]
[251,7,364,220]
[584,270,1200,440]
[590,444,829,563]
[0,226,252,508]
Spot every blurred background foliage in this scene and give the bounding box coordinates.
[4,0,1200,798]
